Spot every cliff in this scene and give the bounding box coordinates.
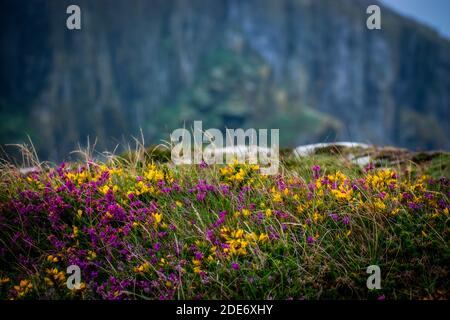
[1,0,449,160]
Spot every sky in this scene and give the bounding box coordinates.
[381,0,450,39]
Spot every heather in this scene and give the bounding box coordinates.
[0,147,449,299]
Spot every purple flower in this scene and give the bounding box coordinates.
[307,236,315,244]
[312,165,321,179]
[408,202,421,210]
[206,229,215,242]
[329,213,339,221]
[195,251,204,260]
[231,262,239,270]
[364,162,375,173]
[342,216,350,225]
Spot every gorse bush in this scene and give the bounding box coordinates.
[0,151,448,300]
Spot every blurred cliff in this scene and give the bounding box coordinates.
[1,0,449,160]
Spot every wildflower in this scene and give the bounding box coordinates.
[312,165,321,179]
[0,277,10,284]
[87,250,97,261]
[342,216,350,225]
[46,255,59,263]
[307,236,315,244]
[194,251,204,260]
[329,213,339,221]
[272,192,282,203]
[374,200,386,211]
[258,233,269,243]
[231,262,239,270]
[134,262,150,274]
[364,162,375,173]
[45,268,66,286]
[233,229,244,239]
[153,213,163,225]
[72,225,79,238]
[13,279,33,298]
[408,202,421,210]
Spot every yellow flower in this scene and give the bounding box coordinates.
[99,185,110,195]
[153,213,163,225]
[47,255,59,263]
[233,229,244,239]
[374,200,386,211]
[159,258,167,267]
[242,209,251,217]
[265,208,272,217]
[13,279,33,298]
[77,209,83,219]
[245,232,258,242]
[192,259,202,267]
[193,266,202,274]
[273,192,282,203]
[258,233,269,243]
[44,277,54,286]
[74,282,86,291]
[0,277,10,284]
[134,261,150,274]
[72,225,79,238]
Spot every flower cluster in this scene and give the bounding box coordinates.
[0,158,448,300]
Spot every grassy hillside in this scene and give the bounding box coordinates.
[0,146,448,299]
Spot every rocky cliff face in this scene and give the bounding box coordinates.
[1,0,449,160]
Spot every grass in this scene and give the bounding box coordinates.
[0,145,448,300]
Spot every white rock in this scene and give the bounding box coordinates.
[294,142,371,157]
[19,167,39,175]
